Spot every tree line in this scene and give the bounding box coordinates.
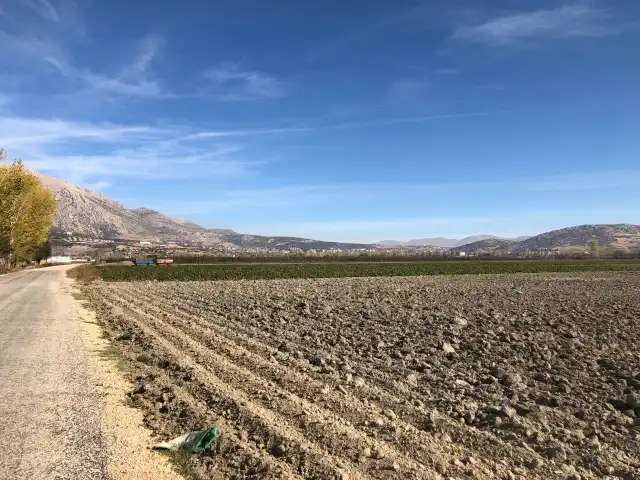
[0,149,56,269]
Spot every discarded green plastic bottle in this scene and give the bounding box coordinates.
[155,427,217,454]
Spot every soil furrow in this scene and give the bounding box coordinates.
[141,283,607,477]
[82,273,640,480]
[107,285,439,480]
[122,283,558,478]
[158,277,640,475]
[90,291,307,480]
[94,287,362,480]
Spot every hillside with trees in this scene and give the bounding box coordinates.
[0,149,56,270]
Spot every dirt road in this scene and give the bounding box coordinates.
[0,267,108,479]
[0,268,182,480]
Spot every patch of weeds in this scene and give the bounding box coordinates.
[99,344,129,373]
[163,449,200,479]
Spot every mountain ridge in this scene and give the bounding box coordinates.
[454,224,640,254]
[34,172,640,253]
[36,172,370,251]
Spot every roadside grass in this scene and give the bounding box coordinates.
[98,342,129,373]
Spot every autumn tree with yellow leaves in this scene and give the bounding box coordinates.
[0,149,56,267]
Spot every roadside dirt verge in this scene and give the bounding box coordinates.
[66,276,184,480]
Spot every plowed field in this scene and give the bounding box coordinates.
[84,272,640,480]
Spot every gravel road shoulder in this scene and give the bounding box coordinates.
[64,274,184,480]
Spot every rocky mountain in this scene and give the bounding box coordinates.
[38,174,214,241]
[38,173,370,251]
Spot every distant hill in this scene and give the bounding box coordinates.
[379,235,527,248]
[453,238,516,254]
[453,224,640,254]
[219,233,370,251]
[37,173,370,251]
[515,224,640,252]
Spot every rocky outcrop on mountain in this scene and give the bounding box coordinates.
[38,174,211,241]
[37,173,371,250]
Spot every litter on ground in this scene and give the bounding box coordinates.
[154,427,217,454]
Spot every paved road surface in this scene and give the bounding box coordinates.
[0,268,108,479]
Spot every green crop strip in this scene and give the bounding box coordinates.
[86,260,640,282]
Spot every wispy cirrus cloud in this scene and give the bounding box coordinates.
[186,126,314,140]
[452,4,621,46]
[0,31,64,62]
[0,115,262,185]
[44,35,165,97]
[0,109,509,188]
[0,116,155,147]
[186,110,507,140]
[1,3,285,104]
[203,63,286,101]
[0,0,164,98]
[26,0,60,22]
[129,35,163,75]
[26,152,257,184]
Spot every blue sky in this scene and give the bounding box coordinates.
[1,0,639,242]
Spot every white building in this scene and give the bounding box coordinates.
[46,256,72,265]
